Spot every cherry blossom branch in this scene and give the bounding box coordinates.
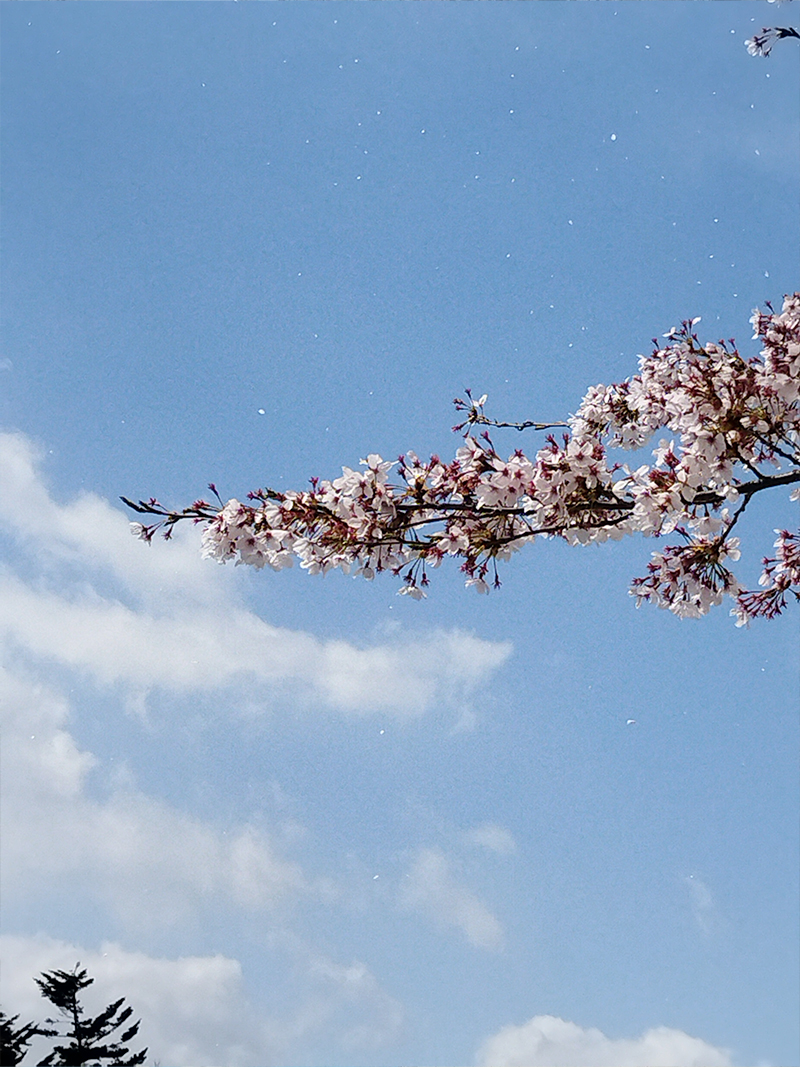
[125,295,800,622]
[123,468,798,597]
[746,24,800,56]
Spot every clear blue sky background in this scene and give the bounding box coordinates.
[1,3,798,1065]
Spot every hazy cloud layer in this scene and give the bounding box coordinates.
[0,432,741,1064]
[475,1014,733,1067]
[0,431,490,1056]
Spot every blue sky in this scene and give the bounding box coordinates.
[0,3,798,1065]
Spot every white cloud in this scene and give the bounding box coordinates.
[475,1015,733,1067]
[0,935,404,1067]
[0,935,274,1067]
[399,847,504,950]
[0,664,304,925]
[0,432,511,720]
[464,821,517,855]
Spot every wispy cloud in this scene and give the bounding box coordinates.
[399,847,504,951]
[475,1014,733,1067]
[464,822,517,855]
[299,955,405,1053]
[684,874,716,935]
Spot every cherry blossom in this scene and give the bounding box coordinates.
[125,295,800,624]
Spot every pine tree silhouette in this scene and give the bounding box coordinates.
[33,968,146,1067]
[0,1010,55,1067]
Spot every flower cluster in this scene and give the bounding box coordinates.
[732,529,800,625]
[126,296,800,623]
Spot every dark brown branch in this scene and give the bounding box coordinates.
[462,413,570,433]
[122,467,800,537]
